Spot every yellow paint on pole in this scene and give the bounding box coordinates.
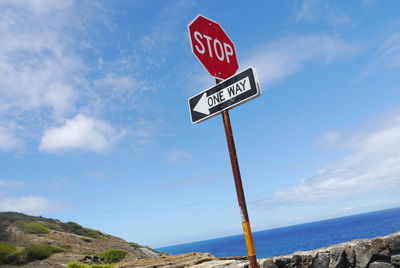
[242,221,256,257]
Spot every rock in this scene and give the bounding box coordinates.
[81,255,104,264]
[275,257,292,268]
[354,240,373,268]
[385,234,400,253]
[291,255,302,268]
[190,259,237,267]
[369,261,395,268]
[329,246,346,268]
[311,252,329,268]
[259,258,277,268]
[371,238,391,261]
[344,245,355,267]
[299,254,313,268]
[391,253,400,267]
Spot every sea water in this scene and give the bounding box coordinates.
[157,207,400,258]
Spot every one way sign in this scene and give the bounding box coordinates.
[188,67,261,124]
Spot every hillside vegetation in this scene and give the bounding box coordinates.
[0,212,162,267]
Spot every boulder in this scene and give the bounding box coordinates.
[371,238,391,262]
[354,240,373,268]
[81,255,104,264]
[385,234,400,253]
[275,257,292,268]
[344,245,356,267]
[259,258,278,268]
[391,253,400,267]
[369,261,395,268]
[299,254,314,268]
[329,246,346,268]
[311,252,330,268]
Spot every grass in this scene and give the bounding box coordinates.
[1,244,64,265]
[67,262,115,268]
[82,250,96,255]
[128,242,142,248]
[0,242,18,262]
[0,212,104,240]
[66,222,104,239]
[0,212,59,225]
[95,249,127,264]
[16,221,50,234]
[59,244,72,250]
[24,244,64,260]
[0,225,9,241]
[43,222,64,231]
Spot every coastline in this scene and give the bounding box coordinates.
[118,231,400,267]
[158,207,400,258]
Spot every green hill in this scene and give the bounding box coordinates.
[0,212,162,267]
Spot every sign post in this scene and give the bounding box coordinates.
[221,107,258,268]
[188,15,259,268]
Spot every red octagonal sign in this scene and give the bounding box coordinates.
[188,15,239,80]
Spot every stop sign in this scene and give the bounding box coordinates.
[188,15,239,80]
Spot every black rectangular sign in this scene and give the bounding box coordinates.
[188,67,261,124]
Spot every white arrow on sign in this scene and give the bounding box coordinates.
[193,76,251,115]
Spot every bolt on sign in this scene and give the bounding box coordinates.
[188,15,261,268]
[188,15,239,80]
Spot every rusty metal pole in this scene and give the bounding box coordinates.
[216,79,258,268]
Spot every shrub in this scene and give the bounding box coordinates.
[128,242,141,248]
[82,250,95,255]
[43,222,63,231]
[82,238,92,243]
[67,263,87,268]
[0,225,9,241]
[0,242,17,261]
[96,249,126,263]
[76,228,103,239]
[1,244,64,265]
[24,244,64,261]
[67,263,114,268]
[16,221,50,234]
[2,250,26,264]
[66,222,103,239]
[59,244,72,250]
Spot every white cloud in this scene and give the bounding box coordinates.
[359,30,400,77]
[166,149,192,164]
[0,0,74,14]
[0,2,151,152]
[315,131,343,148]
[139,1,193,54]
[91,72,147,115]
[0,180,23,187]
[0,1,81,120]
[0,127,22,152]
[294,0,352,27]
[158,174,221,188]
[39,114,119,153]
[243,34,362,86]
[0,196,63,215]
[255,110,400,208]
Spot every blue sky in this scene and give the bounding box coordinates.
[1,0,400,248]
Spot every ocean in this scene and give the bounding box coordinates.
[157,207,400,258]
